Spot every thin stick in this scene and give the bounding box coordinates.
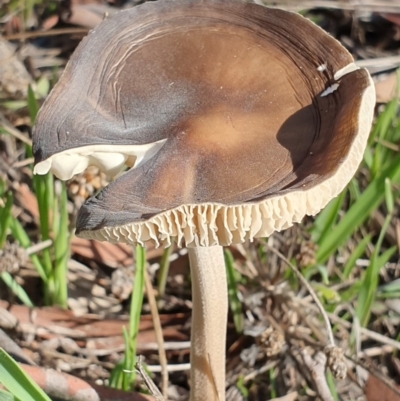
[144,269,169,397]
[266,245,335,347]
[12,158,34,168]
[146,363,191,373]
[4,28,89,41]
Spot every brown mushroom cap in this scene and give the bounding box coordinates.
[33,0,375,247]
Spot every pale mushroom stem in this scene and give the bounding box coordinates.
[188,245,227,401]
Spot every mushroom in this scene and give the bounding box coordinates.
[32,1,375,400]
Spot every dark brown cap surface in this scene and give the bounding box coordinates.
[33,0,376,247]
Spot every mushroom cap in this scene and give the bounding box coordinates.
[33,0,375,248]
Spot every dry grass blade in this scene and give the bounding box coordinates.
[144,269,168,397]
[0,115,31,146]
[26,239,52,255]
[4,28,89,41]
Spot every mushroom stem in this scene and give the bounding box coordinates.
[188,245,227,401]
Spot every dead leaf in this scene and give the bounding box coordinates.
[71,237,165,267]
[13,182,39,220]
[0,300,189,350]
[365,373,400,401]
[71,237,134,267]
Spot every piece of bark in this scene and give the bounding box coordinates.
[0,301,188,348]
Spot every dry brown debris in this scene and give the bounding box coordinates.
[0,242,27,274]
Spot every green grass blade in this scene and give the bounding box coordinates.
[357,246,396,327]
[0,388,17,401]
[125,244,146,387]
[316,152,400,264]
[348,178,361,203]
[0,191,13,248]
[122,326,133,391]
[27,85,39,124]
[268,368,277,399]
[32,175,52,278]
[326,371,339,401]
[130,245,146,336]
[224,249,244,333]
[363,146,373,171]
[368,98,397,145]
[376,247,397,271]
[0,348,51,401]
[1,272,33,308]
[342,234,372,279]
[384,177,394,213]
[356,192,395,327]
[378,277,400,297]
[110,327,131,390]
[53,182,69,307]
[235,376,249,399]
[370,99,398,178]
[108,365,121,389]
[35,77,50,99]
[311,190,346,244]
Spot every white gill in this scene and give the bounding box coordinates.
[33,138,168,180]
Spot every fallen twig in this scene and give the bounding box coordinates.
[301,350,334,401]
